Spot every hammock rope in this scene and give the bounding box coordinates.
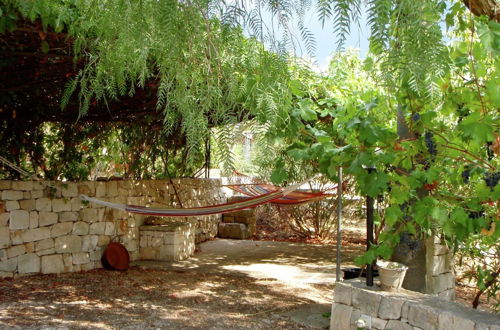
[0,155,57,188]
[226,171,342,205]
[80,180,309,217]
[227,183,338,205]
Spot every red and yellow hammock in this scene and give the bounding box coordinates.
[79,180,315,217]
[227,183,337,205]
[80,177,341,217]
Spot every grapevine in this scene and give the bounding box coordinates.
[483,172,500,192]
[461,165,471,184]
[424,131,437,157]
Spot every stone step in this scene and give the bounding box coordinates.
[218,223,251,239]
[222,213,256,225]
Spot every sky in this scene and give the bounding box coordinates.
[300,6,370,71]
[282,4,451,71]
[249,3,371,72]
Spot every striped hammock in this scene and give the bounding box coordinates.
[79,181,305,217]
[228,183,337,205]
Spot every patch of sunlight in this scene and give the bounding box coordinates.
[170,260,201,268]
[53,319,111,329]
[222,263,335,285]
[65,300,90,305]
[222,263,299,281]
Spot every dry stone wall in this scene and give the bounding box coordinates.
[425,236,455,300]
[330,279,500,330]
[0,178,224,278]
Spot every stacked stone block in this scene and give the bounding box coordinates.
[330,279,500,330]
[0,178,224,278]
[393,232,456,300]
[139,222,195,261]
[425,236,455,300]
[218,198,257,239]
[0,180,105,277]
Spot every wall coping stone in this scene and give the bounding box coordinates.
[331,279,500,330]
[140,223,191,232]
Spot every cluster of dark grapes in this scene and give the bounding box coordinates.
[411,113,421,122]
[424,132,437,157]
[400,232,420,247]
[401,202,409,212]
[468,210,484,219]
[461,166,470,184]
[484,172,500,191]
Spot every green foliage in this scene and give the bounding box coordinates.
[457,234,500,311]
[0,120,207,181]
[2,0,293,172]
[262,22,498,302]
[2,0,499,305]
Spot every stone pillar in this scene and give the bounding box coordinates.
[392,234,455,300]
[425,236,455,300]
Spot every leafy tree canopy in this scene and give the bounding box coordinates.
[1,0,499,308]
[251,1,499,306]
[0,0,293,178]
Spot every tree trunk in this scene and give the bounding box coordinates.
[463,0,500,22]
[391,105,427,293]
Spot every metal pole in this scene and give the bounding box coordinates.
[366,167,375,286]
[336,167,343,282]
[204,135,211,178]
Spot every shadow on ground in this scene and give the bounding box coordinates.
[136,239,363,301]
[0,239,363,329]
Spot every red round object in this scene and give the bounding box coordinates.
[103,242,129,270]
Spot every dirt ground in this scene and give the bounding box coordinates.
[0,217,496,329]
[0,267,321,329]
[0,237,365,329]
